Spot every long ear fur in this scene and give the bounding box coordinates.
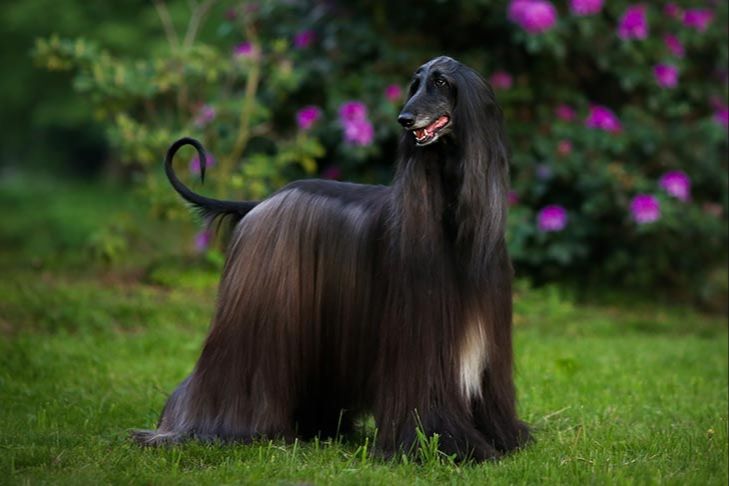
[451,66,510,280]
[389,137,448,266]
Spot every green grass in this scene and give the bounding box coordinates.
[1,173,727,485]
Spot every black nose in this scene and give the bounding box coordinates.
[398,113,415,128]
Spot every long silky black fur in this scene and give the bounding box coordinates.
[133,56,531,461]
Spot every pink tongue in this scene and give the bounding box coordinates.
[430,116,448,130]
[414,116,448,140]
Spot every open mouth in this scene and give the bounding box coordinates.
[412,115,450,145]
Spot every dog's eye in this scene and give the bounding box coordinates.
[434,78,448,88]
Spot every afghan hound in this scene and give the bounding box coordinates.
[132,56,530,461]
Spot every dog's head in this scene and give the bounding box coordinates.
[398,56,460,146]
[398,56,497,148]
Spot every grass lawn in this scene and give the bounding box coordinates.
[1,173,727,485]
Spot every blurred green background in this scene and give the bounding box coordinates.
[3,0,727,306]
[2,0,727,305]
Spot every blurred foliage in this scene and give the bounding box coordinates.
[2,1,164,172]
[17,0,729,302]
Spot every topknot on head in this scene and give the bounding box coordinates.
[417,56,460,74]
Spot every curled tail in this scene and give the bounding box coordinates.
[165,137,257,229]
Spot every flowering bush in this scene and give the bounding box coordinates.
[33,0,728,300]
[33,4,327,221]
[499,0,727,299]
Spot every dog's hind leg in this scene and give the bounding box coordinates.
[131,377,195,446]
[132,365,299,446]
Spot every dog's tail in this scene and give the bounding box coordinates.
[165,137,257,229]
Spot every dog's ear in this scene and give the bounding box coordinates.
[452,66,510,276]
[452,68,508,165]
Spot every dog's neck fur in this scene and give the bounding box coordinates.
[389,133,507,290]
[390,139,468,269]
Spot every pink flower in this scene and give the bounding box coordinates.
[293,30,315,49]
[664,34,685,58]
[339,100,373,145]
[585,105,622,133]
[664,3,682,19]
[338,101,368,122]
[385,84,403,102]
[557,139,573,156]
[683,9,713,31]
[321,165,342,180]
[618,5,649,40]
[296,105,322,131]
[343,119,374,146]
[653,64,679,89]
[489,70,513,90]
[190,153,216,175]
[508,190,520,206]
[537,205,568,232]
[193,104,216,128]
[555,104,576,122]
[508,0,531,22]
[233,41,256,59]
[630,194,661,224]
[508,0,558,34]
[194,229,212,253]
[569,0,603,16]
[659,170,691,201]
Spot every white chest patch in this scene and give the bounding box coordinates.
[459,319,488,401]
